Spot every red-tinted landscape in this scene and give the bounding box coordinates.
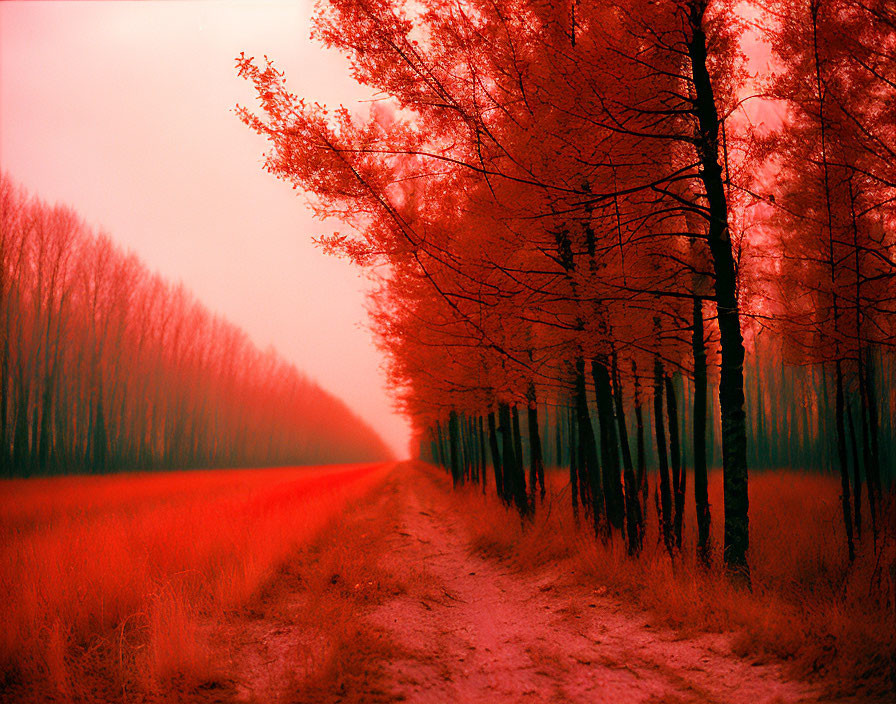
[1,462,892,702]
[1,463,389,700]
[2,0,895,702]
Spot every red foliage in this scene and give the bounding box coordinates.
[0,176,392,474]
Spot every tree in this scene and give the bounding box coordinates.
[0,175,391,475]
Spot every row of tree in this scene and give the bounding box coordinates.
[423,336,896,486]
[421,333,895,550]
[237,0,895,578]
[0,175,391,476]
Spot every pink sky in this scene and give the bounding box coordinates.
[0,1,412,457]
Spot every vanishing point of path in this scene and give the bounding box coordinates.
[216,463,824,704]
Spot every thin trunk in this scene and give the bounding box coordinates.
[448,409,461,488]
[654,356,673,556]
[435,420,446,469]
[862,350,881,538]
[555,404,563,470]
[847,93,877,543]
[479,415,487,493]
[811,0,854,559]
[592,358,624,532]
[666,374,685,550]
[633,359,648,529]
[12,377,28,474]
[612,353,642,554]
[527,384,545,503]
[693,297,711,565]
[835,361,855,562]
[500,403,527,516]
[0,343,7,476]
[37,383,52,474]
[576,357,602,535]
[512,405,525,495]
[458,413,468,482]
[92,392,107,473]
[846,402,862,540]
[466,415,475,482]
[821,365,833,473]
[488,410,504,501]
[569,403,579,522]
[30,392,39,474]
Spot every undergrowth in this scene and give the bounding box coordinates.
[443,466,896,699]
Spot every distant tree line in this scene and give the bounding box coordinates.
[238,0,895,577]
[0,175,391,476]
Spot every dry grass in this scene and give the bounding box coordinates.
[228,472,423,704]
[448,467,896,699]
[0,462,390,702]
[5,460,892,701]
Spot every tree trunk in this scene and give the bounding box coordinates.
[654,356,673,556]
[37,383,52,474]
[92,392,107,474]
[754,358,765,467]
[467,414,475,482]
[512,404,524,492]
[555,403,563,470]
[686,1,750,578]
[592,358,625,533]
[575,357,602,534]
[488,410,504,501]
[526,384,545,503]
[458,413,468,482]
[479,415,487,493]
[429,436,438,466]
[633,359,648,528]
[693,297,711,565]
[611,353,642,554]
[861,350,881,538]
[435,420,446,469]
[30,390,40,475]
[448,409,462,488]
[846,402,862,539]
[500,402,527,515]
[821,364,833,473]
[665,374,685,550]
[0,343,7,477]
[835,361,855,562]
[12,377,29,475]
[569,403,579,522]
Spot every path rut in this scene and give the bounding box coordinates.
[369,476,818,704]
[223,466,823,704]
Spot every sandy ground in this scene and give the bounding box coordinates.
[219,465,826,704]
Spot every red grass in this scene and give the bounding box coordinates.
[0,462,390,697]
[452,467,896,697]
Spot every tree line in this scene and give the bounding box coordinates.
[237,0,895,579]
[0,175,391,476]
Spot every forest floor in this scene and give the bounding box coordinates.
[205,462,859,704]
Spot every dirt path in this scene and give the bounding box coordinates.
[368,474,818,704]
[220,464,823,704]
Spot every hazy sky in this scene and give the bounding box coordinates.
[0,1,412,457]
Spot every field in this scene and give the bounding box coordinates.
[0,462,390,701]
[1,461,894,703]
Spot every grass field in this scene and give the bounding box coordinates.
[0,462,391,701]
[2,462,893,702]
